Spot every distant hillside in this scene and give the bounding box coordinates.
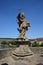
[0,38,16,45]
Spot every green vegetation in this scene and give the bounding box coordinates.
[9,41,16,45]
[32,41,39,47]
[9,41,16,48]
[1,41,9,46]
[1,40,43,47]
[40,42,43,47]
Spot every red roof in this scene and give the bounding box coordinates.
[29,38,43,41]
[36,38,43,41]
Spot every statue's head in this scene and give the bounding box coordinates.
[20,13,25,19]
[17,12,25,20]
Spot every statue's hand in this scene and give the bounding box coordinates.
[27,22,30,27]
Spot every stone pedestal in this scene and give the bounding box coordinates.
[10,39,36,65]
[12,39,33,57]
[0,40,36,65]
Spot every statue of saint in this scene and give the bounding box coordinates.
[17,12,30,39]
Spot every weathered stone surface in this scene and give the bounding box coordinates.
[0,48,12,59]
[30,47,43,54]
[13,12,33,57]
[17,12,30,39]
[0,48,43,65]
[0,54,43,65]
[11,44,33,57]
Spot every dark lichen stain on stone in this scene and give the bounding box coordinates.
[1,63,8,65]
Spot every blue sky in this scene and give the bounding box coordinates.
[0,0,43,39]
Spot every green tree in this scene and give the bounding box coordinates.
[40,42,43,47]
[32,41,39,47]
[8,41,16,48]
[9,41,16,45]
[1,41,9,45]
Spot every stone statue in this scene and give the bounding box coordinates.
[17,12,30,39]
[11,12,33,61]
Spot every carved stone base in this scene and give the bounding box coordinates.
[11,52,36,65]
[0,55,37,65]
[0,44,36,65]
[11,39,33,57]
[11,44,33,57]
[10,39,36,65]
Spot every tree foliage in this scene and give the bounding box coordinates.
[40,42,43,47]
[1,41,9,45]
[32,41,39,47]
[9,41,16,45]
